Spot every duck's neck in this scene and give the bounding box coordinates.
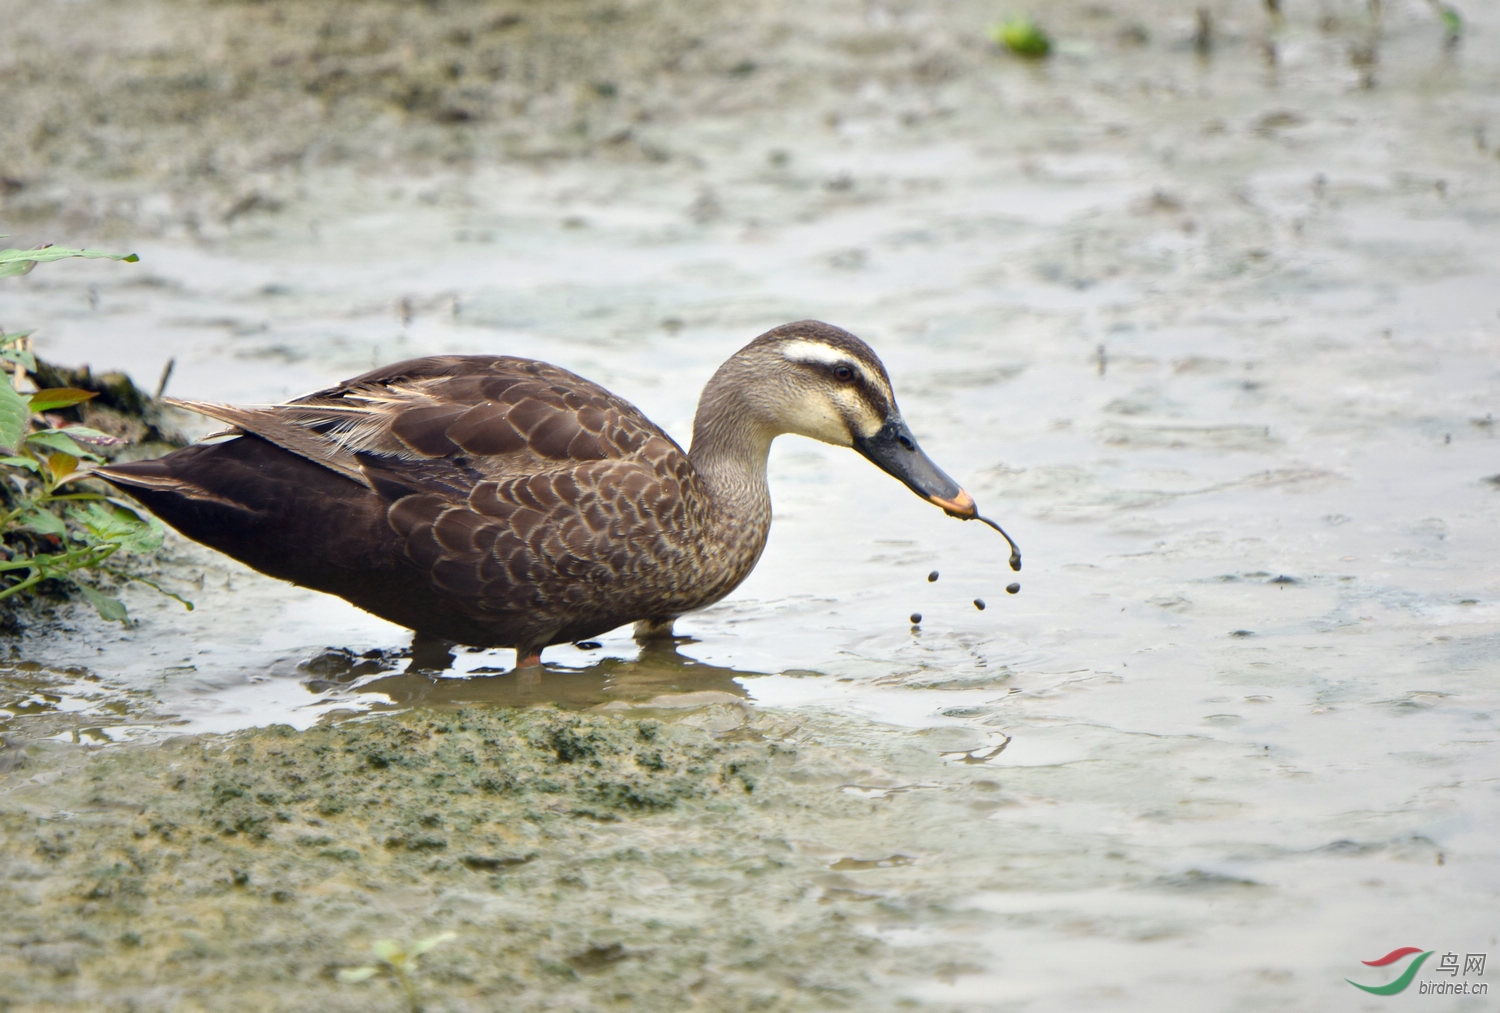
[687,363,776,536]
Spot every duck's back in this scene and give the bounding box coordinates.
[299,355,670,473]
[100,355,756,653]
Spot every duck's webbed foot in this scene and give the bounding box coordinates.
[633,617,677,644]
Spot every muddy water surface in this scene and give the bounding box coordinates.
[3,1,1499,1009]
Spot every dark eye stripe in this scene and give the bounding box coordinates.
[836,367,890,418]
[788,347,893,417]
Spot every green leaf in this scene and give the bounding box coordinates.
[45,451,79,482]
[77,501,164,553]
[0,246,140,279]
[371,939,406,963]
[0,334,36,372]
[0,382,28,453]
[50,425,124,447]
[25,430,94,460]
[20,508,68,536]
[76,582,130,623]
[28,387,98,412]
[409,931,457,956]
[103,568,193,611]
[0,454,40,472]
[338,966,380,983]
[991,18,1052,57]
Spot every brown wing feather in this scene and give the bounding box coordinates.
[162,398,370,486]
[275,356,665,472]
[167,355,681,492]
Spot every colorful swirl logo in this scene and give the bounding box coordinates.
[1347,947,1434,995]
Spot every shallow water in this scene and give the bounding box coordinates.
[4,0,1500,1008]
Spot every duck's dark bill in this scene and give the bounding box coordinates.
[854,416,1023,572]
[854,417,975,518]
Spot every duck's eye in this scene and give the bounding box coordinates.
[832,364,855,383]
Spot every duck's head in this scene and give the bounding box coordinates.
[707,320,977,519]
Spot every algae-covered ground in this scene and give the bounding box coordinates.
[2,705,982,1011]
[4,0,1500,1010]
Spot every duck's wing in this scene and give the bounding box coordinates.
[169,355,683,497]
[324,358,707,626]
[161,397,372,485]
[376,447,702,620]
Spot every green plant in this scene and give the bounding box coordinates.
[0,244,138,279]
[339,931,458,1013]
[0,242,191,622]
[1427,0,1463,39]
[990,16,1052,58]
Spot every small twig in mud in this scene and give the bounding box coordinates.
[153,358,175,401]
[1193,8,1214,56]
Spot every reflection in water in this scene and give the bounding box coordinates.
[345,638,758,712]
[0,664,157,745]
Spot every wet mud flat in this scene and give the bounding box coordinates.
[0,705,975,1012]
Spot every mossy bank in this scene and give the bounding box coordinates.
[0,705,975,1012]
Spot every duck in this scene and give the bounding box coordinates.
[97,320,1018,668]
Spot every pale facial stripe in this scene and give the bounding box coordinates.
[778,339,891,401]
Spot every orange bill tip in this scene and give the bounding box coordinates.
[929,488,976,518]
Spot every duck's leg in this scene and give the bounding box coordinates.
[515,650,543,669]
[408,631,456,672]
[633,617,677,643]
